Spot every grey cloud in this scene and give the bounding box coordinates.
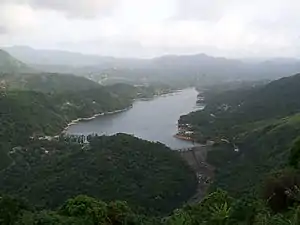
[31,0,118,17]
[0,0,119,17]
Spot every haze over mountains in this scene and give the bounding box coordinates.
[3,46,300,86]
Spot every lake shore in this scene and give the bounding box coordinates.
[63,88,199,149]
[62,89,182,134]
[62,106,133,134]
[133,89,181,101]
[173,134,194,142]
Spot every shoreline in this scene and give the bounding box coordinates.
[173,134,195,142]
[62,106,133,134]
[62,89,182,134]
[62,88,192,136]
[133,89,182,102]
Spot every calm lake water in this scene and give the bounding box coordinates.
[66,88,201,149]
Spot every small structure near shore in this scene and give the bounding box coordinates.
[174,123,195,142]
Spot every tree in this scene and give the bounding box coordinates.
[59,195,108,225]
[0,195,31,225]
[289,137,300,169]
[262,169,300,212]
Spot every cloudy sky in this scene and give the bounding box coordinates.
[1,0,300,58]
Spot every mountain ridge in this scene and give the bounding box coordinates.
[5,45,300,84]
[0,49,34,74]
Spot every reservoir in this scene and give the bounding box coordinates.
[66,88,201,149]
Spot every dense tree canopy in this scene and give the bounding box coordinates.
[0,134,197,215]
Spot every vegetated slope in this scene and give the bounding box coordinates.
[0,49,33,74]
[0,82,174,170]
[181,73,300,141]
[0,87,133,170]
[208,114,300,196]
[180,74,300,197]
[0,134,197,215]
[206,73,300,122]
[0,88,132,144]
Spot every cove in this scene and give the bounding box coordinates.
[65,88,201,149]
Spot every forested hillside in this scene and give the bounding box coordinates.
[0,87,133,171]
[180,73,300,197]
[0,134,197,215]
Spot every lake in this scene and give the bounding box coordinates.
[65,88,202,149]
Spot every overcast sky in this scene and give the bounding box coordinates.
[1,0,300,58]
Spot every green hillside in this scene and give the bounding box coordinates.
[207,113,300,196]
[180,73,300,197]
[180,73,300,142]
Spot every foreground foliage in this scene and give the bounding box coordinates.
[3,186,300,225]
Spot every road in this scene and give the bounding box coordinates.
[178,146,214,203]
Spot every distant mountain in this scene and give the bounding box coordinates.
[4,46,113,66]
[0,49,33,73]
[4,46,300,84]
